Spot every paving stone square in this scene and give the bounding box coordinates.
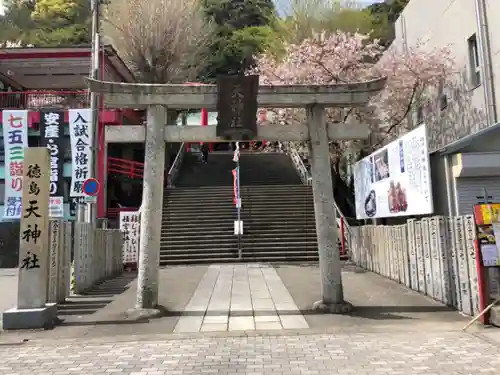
[0,331,499,374]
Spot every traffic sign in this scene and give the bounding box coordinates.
[82,178,100,196]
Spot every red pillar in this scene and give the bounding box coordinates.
[201,108,212,151]
[97,119,106,218]
[475,238,489,324]
[97,51,106,218]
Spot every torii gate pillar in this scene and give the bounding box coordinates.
[307,105,350,312]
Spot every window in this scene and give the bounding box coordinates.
[468,34,481,87]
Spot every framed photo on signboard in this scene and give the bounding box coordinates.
[473,203,500,267]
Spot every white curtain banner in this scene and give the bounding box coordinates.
[120,211,140,264]
[354,124,433,220]
[69,108,92,197]
[2,110,29,219]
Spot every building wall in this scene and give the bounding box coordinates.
[392,0,500,220]
[394,0,486,112]
[485,0,500,115]
[429,154,452,216]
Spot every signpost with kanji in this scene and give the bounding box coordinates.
[2,147,57,330]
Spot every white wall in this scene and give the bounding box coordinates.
[485,0,500,117]
[393,0,486,113]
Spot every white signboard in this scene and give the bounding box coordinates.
[69,108,91,197]
[2,110,29,219]
[119,211,140,264]
[354,124,433,219]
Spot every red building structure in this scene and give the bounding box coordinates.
[0,45,139,219]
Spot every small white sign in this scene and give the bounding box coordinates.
[84,195,97,203]
[235,198,242,208]
[120,211,140,264]
[234,220,243,235]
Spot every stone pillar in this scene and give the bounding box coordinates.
[136,105,167,309]
[2,147,57,330]
[47,220,63,303]
[60,222,72,301]
[307,105,352,313]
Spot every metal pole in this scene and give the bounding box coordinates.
[88,0,100,225]
[237,157,241,259]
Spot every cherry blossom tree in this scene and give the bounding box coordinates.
[253,31,455,162]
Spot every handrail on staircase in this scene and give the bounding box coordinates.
[167,143,186,188]
[283,141,352,258]
[287,145,312,185]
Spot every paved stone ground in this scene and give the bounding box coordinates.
[0,331,500,374]
[0,269,18,331]
[0,262,484,342]
[276,263,467,331]
[2,262,500,374]
[174,264,308,333]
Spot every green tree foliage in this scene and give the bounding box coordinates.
[200,0,278,80]
[367,0,410,46]
[279,0,376,44]
[0,0,90,46]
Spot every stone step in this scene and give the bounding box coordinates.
[165,191,313,199]
[162,213,315,221]
[167,184,312,191]
[164,205,314,212]
[160,228,318,237]
[161,220,317,228]
[164,237,318,246]
[162,232,318,241]
[159,256,318,265]
[159,244,319,254]
[163,211,316,219]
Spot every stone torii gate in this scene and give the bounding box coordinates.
[88,77,386,314]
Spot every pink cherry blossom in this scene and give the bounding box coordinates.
[253,31,455,150]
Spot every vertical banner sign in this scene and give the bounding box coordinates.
[232,167,240,205]
[18,147,50,309]
[473,203,500,267]
[2,110,29,219]
[40,110,65,218]
[69,108,91,212]
[120,211,140,264]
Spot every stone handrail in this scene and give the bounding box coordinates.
[167,142,186,188]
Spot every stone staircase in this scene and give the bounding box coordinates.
[160,152,319,264]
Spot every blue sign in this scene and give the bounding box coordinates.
[82,178,100,196]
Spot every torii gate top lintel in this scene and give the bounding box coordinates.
[87,77,387,109]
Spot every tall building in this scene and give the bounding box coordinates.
[385,0,500,216]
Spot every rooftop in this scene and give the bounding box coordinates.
[0,45,135,90]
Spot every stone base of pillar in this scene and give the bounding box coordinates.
[124,308,163,321]
[312,300,353,314]
[1,303,57,330]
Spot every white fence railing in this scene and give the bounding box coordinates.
[167,143,186,188]
[350,215,481,316]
